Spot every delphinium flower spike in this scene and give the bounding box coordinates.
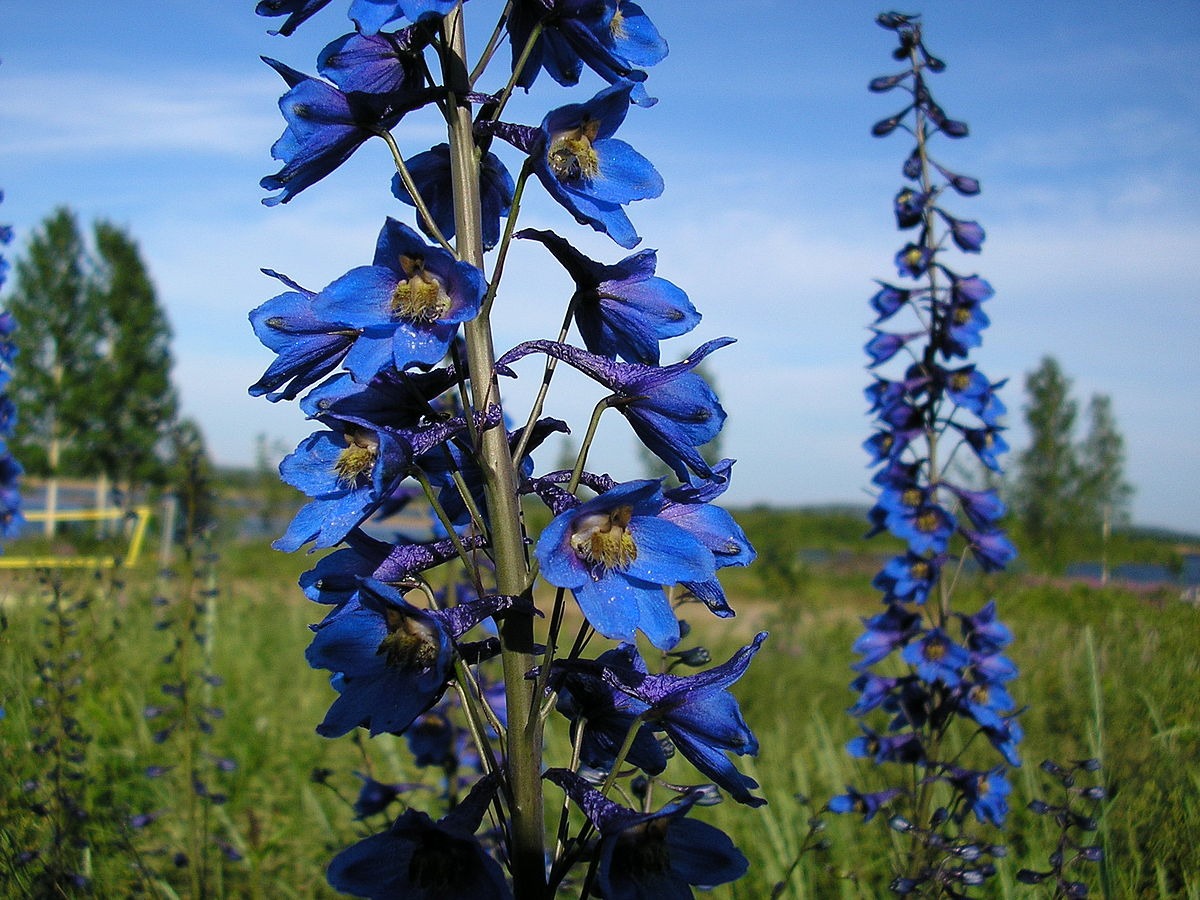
[249,2,762,896]
[0,191,21,544]
[835,13,1021,894]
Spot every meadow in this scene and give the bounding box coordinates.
[1,510,1198,899]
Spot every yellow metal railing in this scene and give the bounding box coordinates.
[0,505,152,570]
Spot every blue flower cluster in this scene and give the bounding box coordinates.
[0,191,22,545]
[250,2,761,895]
[836,13,1021,893]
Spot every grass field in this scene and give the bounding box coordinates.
[2,520,1198,898]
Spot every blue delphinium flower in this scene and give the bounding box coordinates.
[516,227,699,364]
[535,478,714,649]
[530,81,664,248]
[0,194,21,545]
[260,58,425,206]
[314,218,487,378]
[828,785,903,822]
[508,0,668,106]
[598,633,768,807]
[349,0,459,35]
[392,144,515,250]
[248,269,356,402]
[546,768,748,896]
[497,337,732,482]
[327,773,512,899]
[306,579,512,737]
[553,644,668,774]
[839,18,1021,889]
[255,0,335,36]
[317,28,423,95]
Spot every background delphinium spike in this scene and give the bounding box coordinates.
[0,190,22,548]
[836,12,1020,894]
[139,499,240,891]
[1017,759,1107,898]
[248,1,762,895]
[6,574,133,895]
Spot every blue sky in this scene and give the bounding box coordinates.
[2,1,1198,532]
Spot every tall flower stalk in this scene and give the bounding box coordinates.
[0,190,22,546]
[250,2,761,896]
[837,13,1020,895]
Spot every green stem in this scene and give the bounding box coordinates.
[376,129,455,254]
[440,10,546,896]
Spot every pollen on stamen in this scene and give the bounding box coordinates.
[332,429,379,486]
[570,505,638,574]
[391,255,452,322]
[548,119,602,184]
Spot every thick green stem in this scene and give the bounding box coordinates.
[440,9,546,896]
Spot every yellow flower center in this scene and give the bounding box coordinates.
[924,639,947,662]
[377,605,440,671]
[901,488,922,508]
[570,505,638,574]
[916,510,941,533]
[391,255,452,322]
[610,3,628,39]
[950,371,972,392]
[548,118,602,185]
[332,428,379,487]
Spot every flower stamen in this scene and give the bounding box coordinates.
[570,505,638,574]
[391,255,452,322]
[548,118,602,185]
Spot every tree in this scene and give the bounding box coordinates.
[88,221,179,490]
[6,208,100,532]
[6,208,98,475]
[6,209,180,531]
[1012,356,1082,568]
[1078,394,1133,582]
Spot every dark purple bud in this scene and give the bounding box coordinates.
[129,812,160,829]
[216,840,244,862]
[1081,786,1106,800]
[873,111,909,137]
[870,72,910,92]
[877,12,918,30]
[1079,845,1103,862]
[173,852,189,868]
[889,814,915,833]
[890,877,919,894]
[1064,882,1089,898]
[669,646,712,667]
[1040,760,1067,777]
[1049,850,1063,868]
[1079,758,1102,772]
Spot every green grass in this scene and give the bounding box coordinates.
[2,535,1198,897]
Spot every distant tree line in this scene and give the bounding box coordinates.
[1010,355,1133,570]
